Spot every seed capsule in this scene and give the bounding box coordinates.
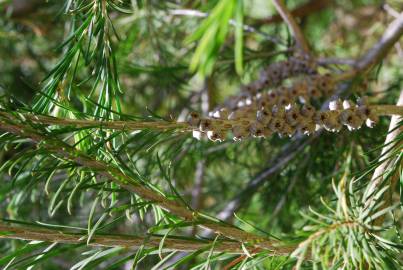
[281,123,295,137]
[366,117,378,128]
[192,130,203,140]
[286,105,301,126]
[267,90,278,103]
[317,74,334,93]
[301,104,316,118]
[269,118,284,132]
[308,86,322,98]
[207,129,226,142]
[250,122,265,137]
[314,111,329,126]
[272,105,286,118]
[298,121,316,135]
[342,100,355,110]
[346,114,364,131]
[232,125,250,141]
[256,109,272,125]
[199,119,212,132]
[329,99,342,111]
[339,110,354,125]
[211,108,229,119]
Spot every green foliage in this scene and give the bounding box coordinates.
[0,0,402,269]
[187,0,244,77]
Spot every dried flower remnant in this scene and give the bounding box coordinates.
[189,96,381,142]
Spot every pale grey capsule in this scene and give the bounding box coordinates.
[366,117,377,128]
[329,99,342,111]
[192,130,203,140]
[342,100,355,110]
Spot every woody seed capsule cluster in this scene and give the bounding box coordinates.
[213,74,334,113]
[188,96,378,142]
[241,55,317,95]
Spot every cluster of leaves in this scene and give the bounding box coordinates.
[0,0,402,269]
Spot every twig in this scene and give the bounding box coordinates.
[0,222,244,253]
[364,90,403,225]
[258,0,330,25]
[191,160,206,234]
[0,118,292,254]
[267,163,304,226]
[335,14,403,81]
[317,57,356,66]
[216,137,314,221]
[271,0,310,54]
[383,4,401,19]
[0,105,401,133]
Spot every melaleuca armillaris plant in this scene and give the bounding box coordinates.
[0,1,402,269]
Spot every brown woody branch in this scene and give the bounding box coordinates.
[271,0,310,54]
[0,105,401,133]
[335,14,403,81]
[259,0,330,25]
[0,116,292,254]
[0,222,243,253]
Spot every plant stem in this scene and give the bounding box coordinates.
[334,14,403,82]
[0,222,244,253]
[364,90,403,225]
[1,105,402,133]
[271,0,310,54]
[0,118,292,254]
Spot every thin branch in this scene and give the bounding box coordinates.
[258,0,330,25]
[364,90,403,225]
[216,136,314,221]
[271,0,310,54]
[317,57,356,66]
[0,104,401,133]
[335,14,403,81]
[0,222,245,253]
[0,118,292,254]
